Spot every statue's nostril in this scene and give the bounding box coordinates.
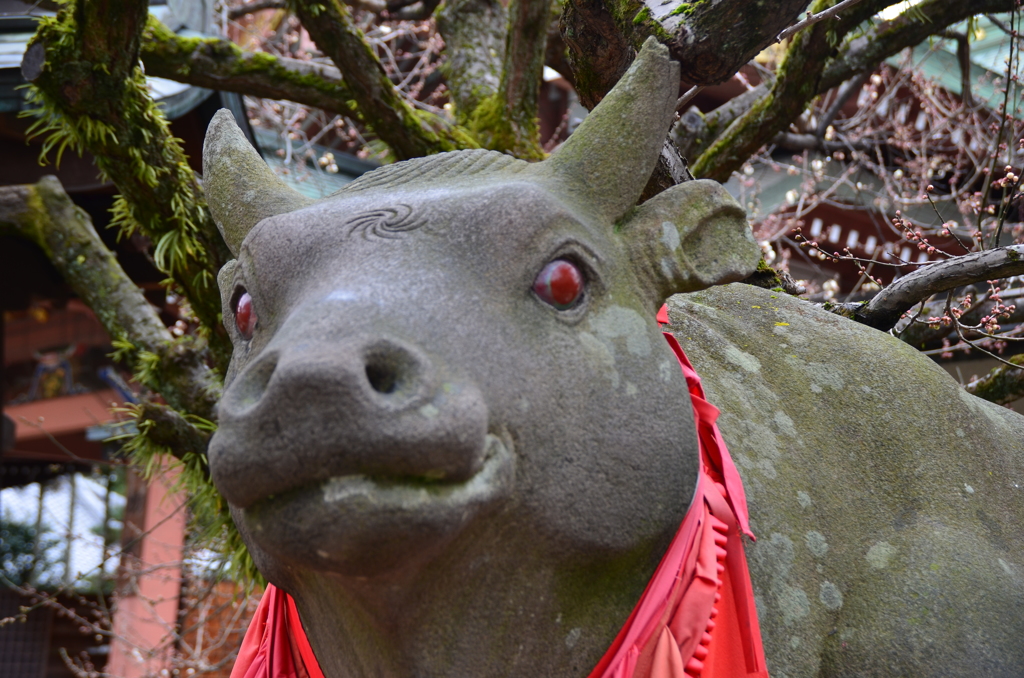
[361,341,425,400]
[365,361,399,394]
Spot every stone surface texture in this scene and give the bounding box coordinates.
[670,284,1024,677]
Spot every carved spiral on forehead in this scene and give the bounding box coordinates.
[343,204,426,240]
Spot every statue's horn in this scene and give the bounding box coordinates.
[203,109,313,255]
[539,37,678,222]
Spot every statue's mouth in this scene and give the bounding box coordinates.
[238,432,516,576]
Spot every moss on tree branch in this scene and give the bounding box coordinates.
[965,354,1024,406]
[682,0,1013,181]
[690,0,890,182]
[819,0,1018,93]
[23,0,232,368]
[435,0,506,126]
[0,178,221,420]
[474,0,553,159]
[141,17,359,119]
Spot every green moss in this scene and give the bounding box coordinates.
[669,0,705,17]
[633,7,651,24]
[966,354,1024,405]
[22,0,254,581]
[465,93,542,159]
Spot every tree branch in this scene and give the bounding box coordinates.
[561,0,807,107]
[671,84,768,161]
[471,0,552,158]
[0,178,221,420]
[679,0,1013,179]
[941,31,974,109]
[78,0,149,71]
[137,402,212,460]
[965,354,1024,405]
[560,0,635,110]
[141,17,358,118]
[776,0,869,42]
[228,0,287,19]
[819,0,1017,93]
[231,0,394,19]
[829,246,1024,331]
[816,70,870,136]
[691,0,890,182]
[545,13,575,89]
[291,0,476,159]
[24,0,232,368]
[435,0,506,125]
[386,0,439,21]
[771,131,872,152]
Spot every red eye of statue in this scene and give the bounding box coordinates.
[533,259,584,310]
[235,291,257,340]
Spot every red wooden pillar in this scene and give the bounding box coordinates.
[107,462,186,677]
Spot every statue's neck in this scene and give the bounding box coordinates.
[288,530,672,678]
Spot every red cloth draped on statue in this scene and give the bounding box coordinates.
[231,315,768,678]
[230,585,325,678]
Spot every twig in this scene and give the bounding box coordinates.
[986,13,1017,36]
[817,71,870,137]
[776,0,868,43]
[227,0,286,20]
[675,85,705,112]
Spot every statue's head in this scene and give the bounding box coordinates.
[204,38,759,675]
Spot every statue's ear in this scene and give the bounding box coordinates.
[620,180,760,311]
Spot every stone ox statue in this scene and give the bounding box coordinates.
[204,40,1024,677]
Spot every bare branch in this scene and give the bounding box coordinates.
[829,246,1024,331]
[0,179,221,420]
[386,0,439,20]
[772,131,872,152]
[141,17,358,118]
[820,0,1017,93]
[675,85,704,112]
[292,0,476,159]
[228,0,287,19]
[986,13,1016,36]
[776,0,869,42]
[816,71,870,136]
[941,31,974,109]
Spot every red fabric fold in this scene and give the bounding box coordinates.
[230,585,325,678]
[230,309,767,678]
